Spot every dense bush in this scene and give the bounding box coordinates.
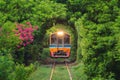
[69,0,120,79]
[0,21,20,51]
[41,48,51,63]
[0,22,35,80]
[75,15,120,80]
[0,49,14,80]
[0,49,34,80]
[14,64,34,80]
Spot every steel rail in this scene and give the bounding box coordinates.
[65,62,73,80]
[49,61,72,80]
[49,62,55,80]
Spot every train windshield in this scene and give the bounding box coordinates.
[58,37,63,44]
[64,34,70,44]
[51,34,57,44]
[50,33,70,45]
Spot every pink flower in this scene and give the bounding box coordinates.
[26,22,30,25]
[26,42,30,45]
[17,45,21,49]
[15,22,38,48]
[31,39,33,42]
[23,43,26,46]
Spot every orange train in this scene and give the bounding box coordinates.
[49,31,71,58]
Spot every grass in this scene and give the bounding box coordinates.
[70,62,87,80]
[52,65,70,80]
[28,62,87,80]
[28,65,70,80]
[28,65,52,80]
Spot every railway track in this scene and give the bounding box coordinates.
[49,61,72,80]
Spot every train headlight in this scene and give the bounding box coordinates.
[57,31,64,36]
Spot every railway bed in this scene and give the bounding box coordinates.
[49,61,72,80]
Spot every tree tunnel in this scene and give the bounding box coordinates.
[39,23,78,63]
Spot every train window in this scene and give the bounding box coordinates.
[58,37,62,44]
[51,34,57,44]
[64,34,70,44]
[51,38,57,44]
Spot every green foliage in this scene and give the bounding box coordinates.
[31,0,66,21]
[0,0,66,25]
[41,48,50,62]
[0,49,34,80]
[114,16,120,61]
[0,49,14,80]
[75,14,120,79]
[71,0,120,79]
[15,64,34,80]
[0,0,67,64]
[14,44,41,64]
[1,0,120,80]
[0,21,20,50]
[0,0,35,24]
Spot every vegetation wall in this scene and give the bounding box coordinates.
[0,0,120,80]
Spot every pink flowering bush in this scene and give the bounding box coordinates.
[14,22,38,48]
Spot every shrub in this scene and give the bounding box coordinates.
[0,21,20,50]
[0,49,15,80]
[0,49,35,80]
[15,22,38,48]
[14,64,34,80]
[41,48,50,62]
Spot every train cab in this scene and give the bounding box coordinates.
[49,31,71,58]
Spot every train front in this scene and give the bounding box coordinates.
[49,31,71,58]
